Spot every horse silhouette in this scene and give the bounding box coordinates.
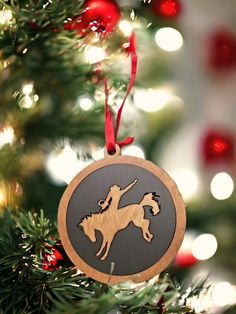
[78,179,160,260]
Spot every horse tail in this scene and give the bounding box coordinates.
[140,192,160,215]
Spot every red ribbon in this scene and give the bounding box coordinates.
[105,32,138,154]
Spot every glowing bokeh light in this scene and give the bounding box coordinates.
[212,282,236,307]
[84,46,106,64]
[46,144,91,185]
[22,82,34,95]
[0,9,13,25]
[192,233,217,260]
[170,168,199,201]
[91,147,104,161]
[0,126,15,148]
[119,20,133,36]
[210,172,234,200]
[155,27,183,51]
[19,95,34,109]
[79,97,93,111]
[178,230,197,254]
[0,189,5,205]
[122,145,145,159]
[134,88,173,112]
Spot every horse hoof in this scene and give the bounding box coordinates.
[100,256,106,261]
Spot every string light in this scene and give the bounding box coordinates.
[155,27,183,51]
[0,126,15,148]
[170,168,199,201]
[192,233,217,260]
[210,172,234,200]
[84,46,106,64]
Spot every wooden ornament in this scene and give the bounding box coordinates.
[58,146,186,284]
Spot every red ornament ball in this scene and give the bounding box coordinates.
[42,242,72,271]
[175,252,198,268]
[208,30,236,70]
[151,0,182,19]
[201,130,235,165]
[64,0,121,36]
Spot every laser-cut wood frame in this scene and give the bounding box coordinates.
[58,153,186,285]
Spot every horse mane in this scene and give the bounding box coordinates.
[79,212,98,225]
[144,192,161,209]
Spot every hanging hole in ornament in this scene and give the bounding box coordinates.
[104,144,120,158]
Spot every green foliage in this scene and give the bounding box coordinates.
[0,0,106,212]
[0,209,203,313]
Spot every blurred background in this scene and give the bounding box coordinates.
[0,0,236,313]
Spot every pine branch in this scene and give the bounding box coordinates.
[0,209,205,313]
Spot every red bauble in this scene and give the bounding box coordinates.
[41,242,72,271]
[151,0,182,19]
[175,252,198,268]
[42,247,63,271]
[201,130,235,165]
[64,0,121,36]
[208,30,236,70]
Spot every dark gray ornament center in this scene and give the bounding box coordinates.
[66,163,176,276]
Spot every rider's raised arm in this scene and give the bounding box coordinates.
[120,178,138,195]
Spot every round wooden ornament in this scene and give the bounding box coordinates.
[58,146,186,284]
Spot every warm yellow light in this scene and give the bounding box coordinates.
[84,46,106,64]
[155,27,183,52]
[210,172,234,200]
[212,282,236,307]
[0,189,6,205]
[22,82,34,95]
[0,9,13,25]
[46,144,91,185]
[19,95,34,109]
[0,126,15,148]
[192,233,217,260]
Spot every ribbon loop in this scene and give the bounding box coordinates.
[105,32,137,154]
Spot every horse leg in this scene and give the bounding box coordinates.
[96,238,107,257]
[100,238,113,260]
[143,219,153,241]
[133,217,153,242]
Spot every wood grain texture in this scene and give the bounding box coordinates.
[58,154,186,284]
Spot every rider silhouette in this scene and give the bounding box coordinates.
[98,179,138,213]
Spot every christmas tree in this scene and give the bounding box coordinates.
[0,0,236,313]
